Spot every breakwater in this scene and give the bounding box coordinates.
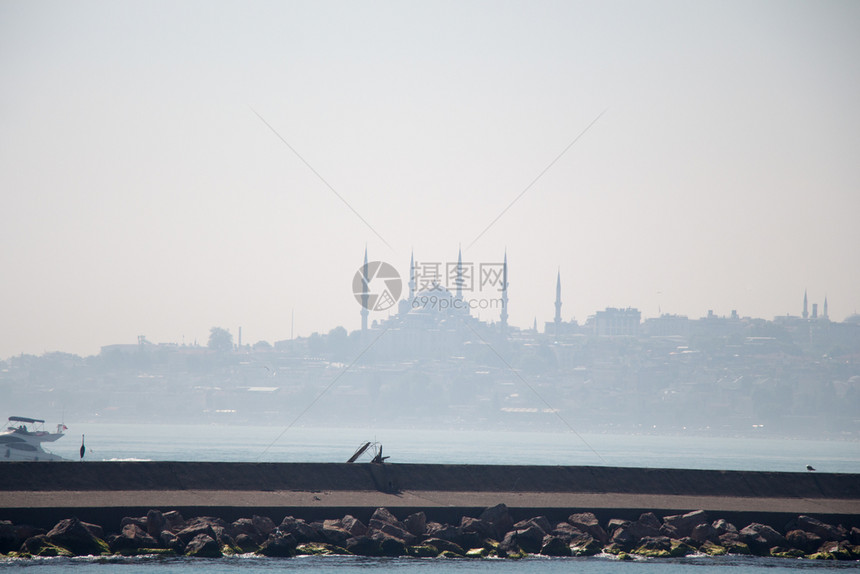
[2,462,859,560]
[1,462,858,531]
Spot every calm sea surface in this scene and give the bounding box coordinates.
[2,425,858,572]
[35,423,860,473]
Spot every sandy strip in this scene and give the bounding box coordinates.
[1,490,858,515]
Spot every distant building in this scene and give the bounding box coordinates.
[591,307,641,337]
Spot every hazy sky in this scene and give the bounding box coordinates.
[2,0,859,359]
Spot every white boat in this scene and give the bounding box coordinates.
[1,416,67,461]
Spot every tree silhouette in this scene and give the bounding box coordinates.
[208,327,233,353]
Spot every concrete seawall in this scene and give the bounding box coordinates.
[2,462,858,530]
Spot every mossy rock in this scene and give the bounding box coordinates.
[616,552,633,561]
[221,544,245,555]
[632,546,670,558]
[94,538,111,555]
[808,551,836,560]
[408,545,439,558]
[571,538,603,557]
[770,547,805,559]
[502,548,527,559]
[297,543,350,556]
[114,547,177,557]
[724,541,751,555]
[700,541,727,556]
[439,550,466,558]
[465,547,488,558]
[35,544,75,558]
[669,540,695,557]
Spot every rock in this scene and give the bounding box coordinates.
[120,516,147,530]
[318,520,351,546]
[628,512,662,540]
[181,516,232,545]
[369,507,403,528]
[423,537,466,556]
[146,509,165,538]
[632,536,672,557]
[257,533,297,557]
[770,546,805,558]
[232,518,265,544]
[818,541,854,560]
[279,516,319,543]
[569,512,608,543]
[296,542,349,555]
[425,522,459,541]
[251,515,276,537]
[345,535,381,556]
[498,531,521,557]
[235,533,258,552]
[465,547,489,558]
[795,515,844,542]
[509,525,545,554]
[379,536,408,556]
[786,529,823,554]
[0,520,18,553]
[160,530,184,553]
[551,522,582,540]
[700,540,728,555]
[739,523,787,555]
[712,519,738,536]
[663,510,708,538]
[513,516,552,535]
[609,525,635,551]
[184,533,222,558]
[45,517,108,556]
[669,539,696,557]
[459,516,495,541]
[721,539,751,555]
[539,535,572,556]
[569,533,603,556]
[404,512,427,537]
[691,522,719,543]
[163,510,185,532]
[369,521,416,545]
[479,504,514,540]
[452,530,482,551]
[341,515,368,537]
[175,523,217,546]
[110,524,159,553]
[21,535,74,557]
[851,527,860,545]
[408,544,440,557]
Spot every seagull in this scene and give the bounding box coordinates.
[806,465,816,471]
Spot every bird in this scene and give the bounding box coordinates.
[806,465,816,471]
[80,435,86,460]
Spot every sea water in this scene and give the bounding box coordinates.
[39,423,860,473]
[2,425,858,572]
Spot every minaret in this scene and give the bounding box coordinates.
[803,290,809,319]
[361,246,369,332]
[554,270,562,323]
[823,296,829,320]
[553,270,562,339]
[409,250,415,300]
[455,246,463,300]
[500,250,509,329]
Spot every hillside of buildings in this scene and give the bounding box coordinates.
[3,306,859,440]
